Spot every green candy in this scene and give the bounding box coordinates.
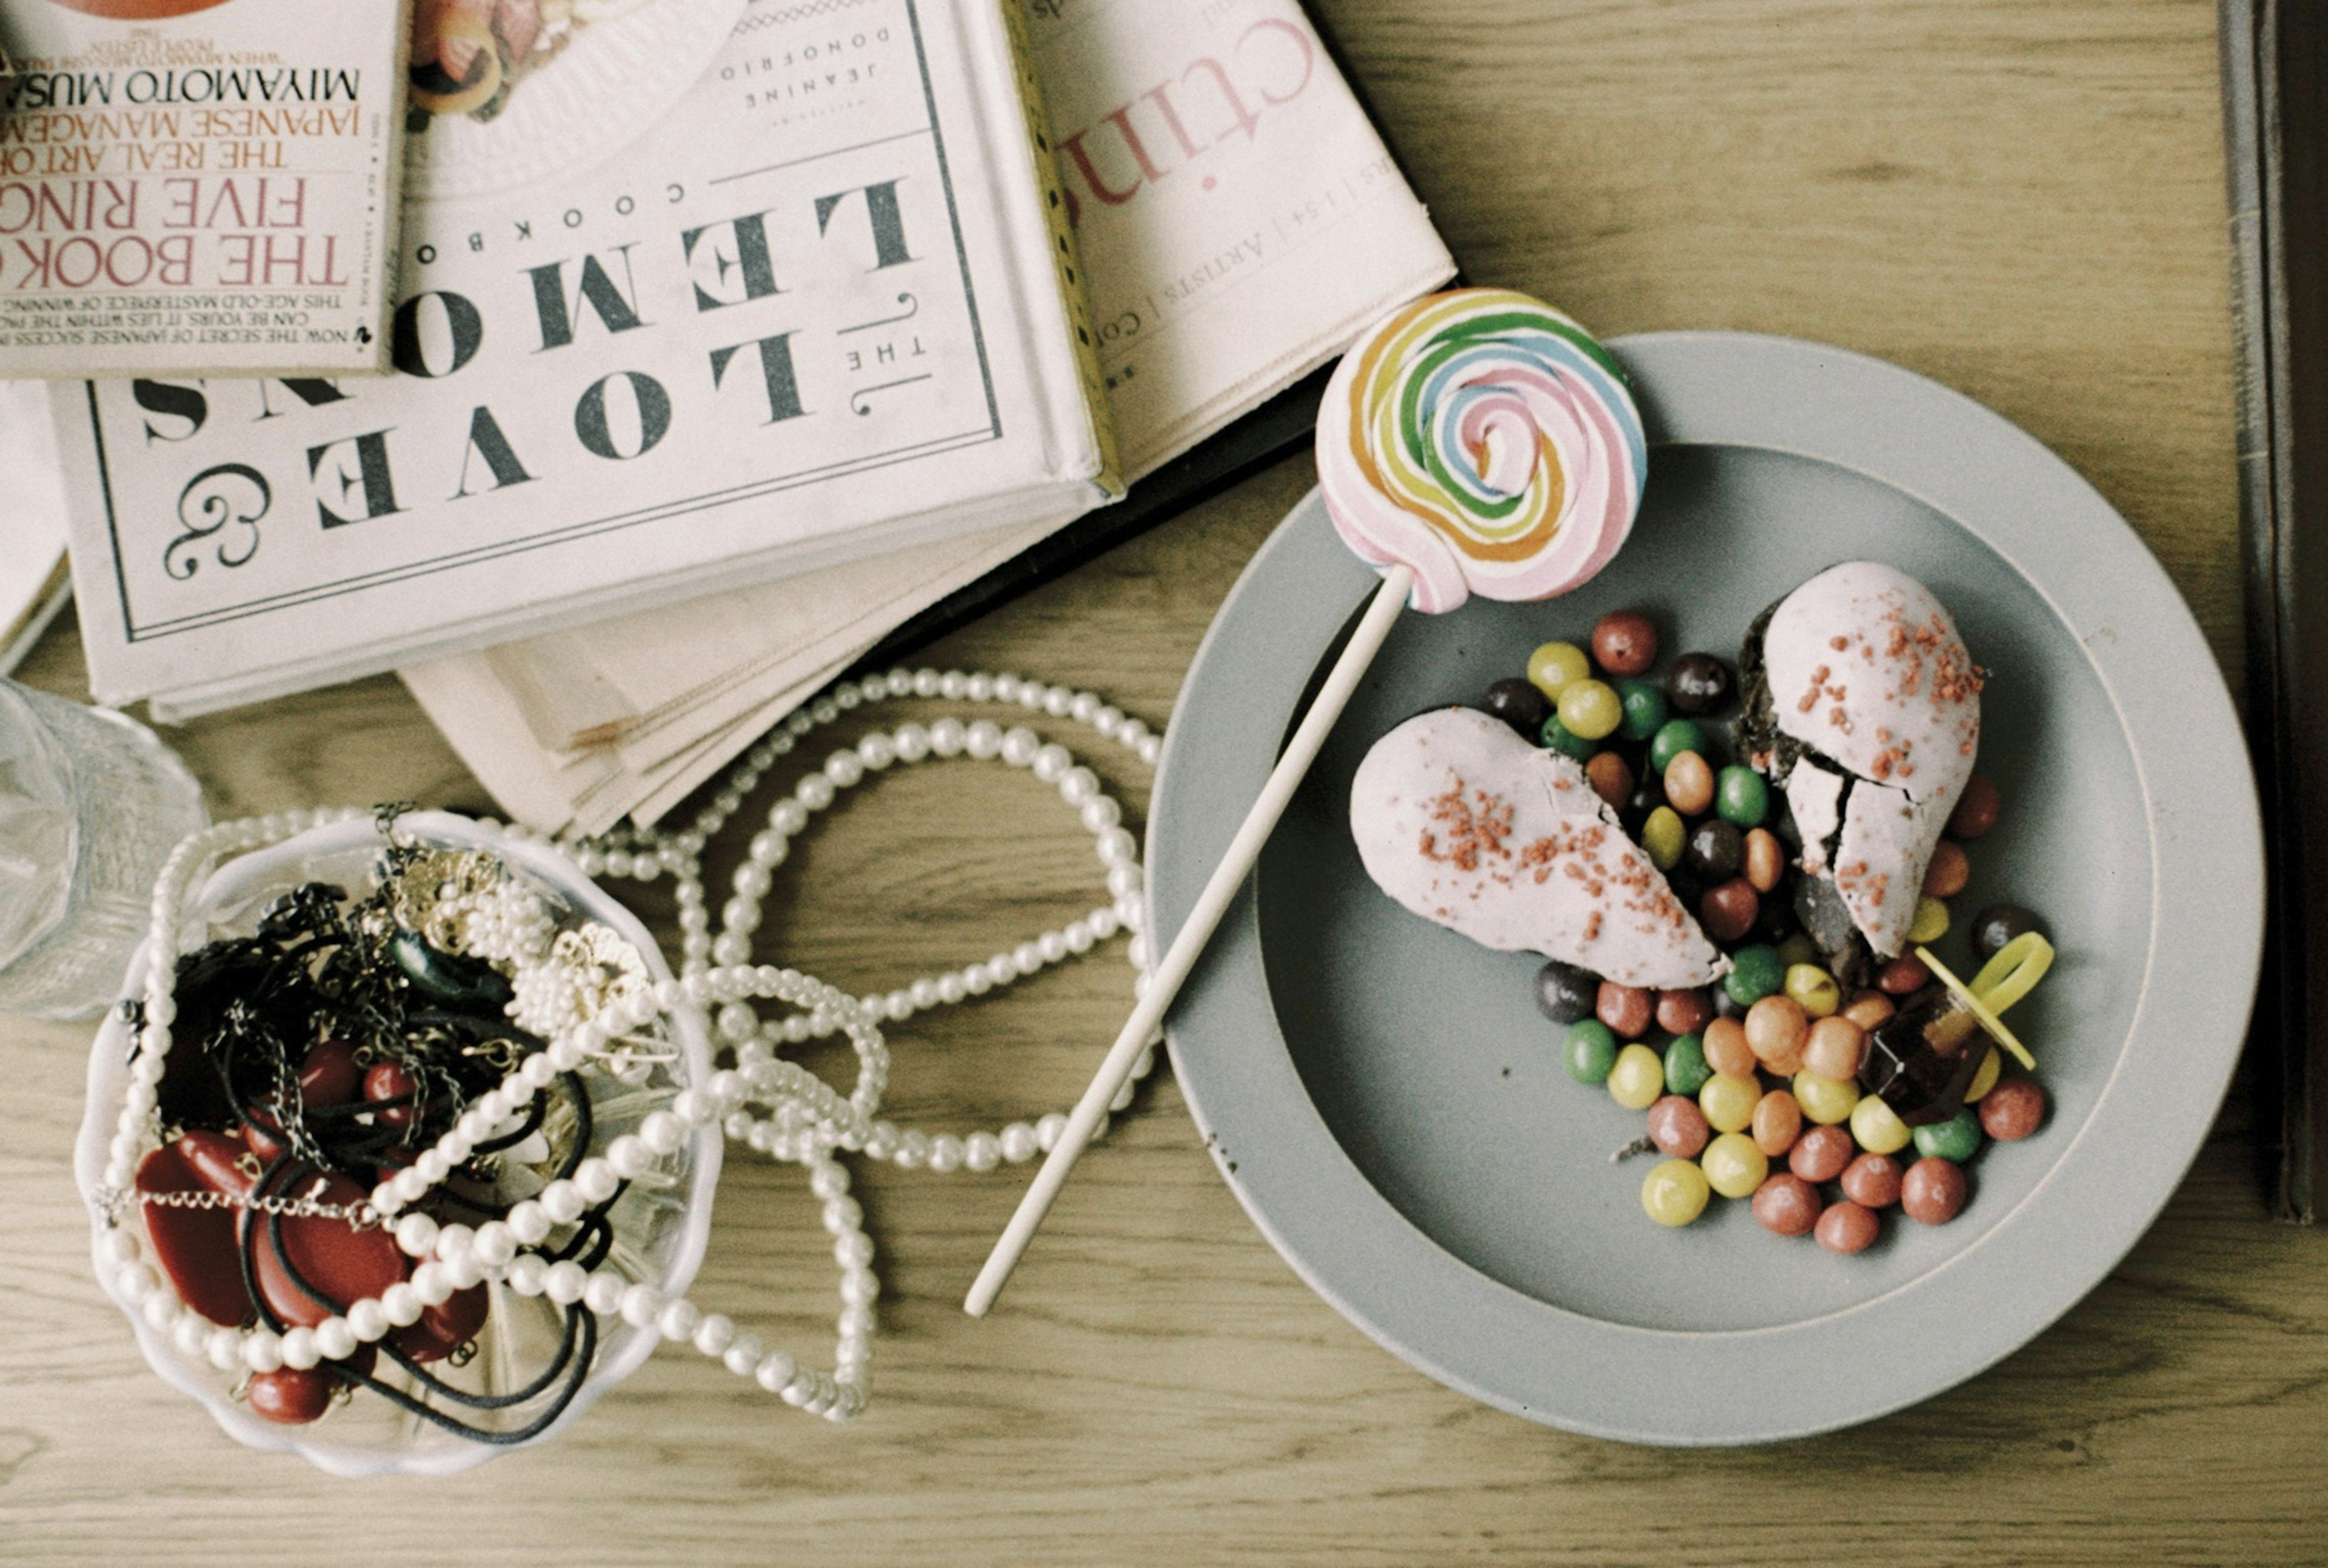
[1565,1019,1619,1084]
[1663,1032,1713,1096]
[1616,679,1668,742]
[1913,1107,1984,1163]
[1724,944,1785,1006]
[1716,765,1769,827]
[1538,713,1599,763]
[1648,718,1710,774]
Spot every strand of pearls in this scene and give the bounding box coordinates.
[553,666,1166,1168]
[96,667,1163,1434]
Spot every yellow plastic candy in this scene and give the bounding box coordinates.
[1699,1073,1761,1134]
[1916,944,2041,1070]
[1849,1093,1913,1155]
[1972,932,2055,1015]
[1642,1158,1711,1226]
[1792,1071,1861,1126]
[1962,1046,2002,1103]
[1607,1043,1665,1110]
[1701,1132,1768,1199]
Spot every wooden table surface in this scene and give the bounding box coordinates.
[7,1,2323,1563]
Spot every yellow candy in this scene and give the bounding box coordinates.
[1527,641,1592,702]
[1908,896,1950,945]
[1642,806,1686,872]
[1642,1158,1711,1226]
[1701,1131,1768,1199]
[1792,1070,1861,1126]
[1963,1046,2002,1103]
[1783,962,1841,1019]
[1607,1043,1665,1110]
[1848,1092,1912,1155]
[1699,1073,1762,1134]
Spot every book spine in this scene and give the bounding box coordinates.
[995,0,1123,496]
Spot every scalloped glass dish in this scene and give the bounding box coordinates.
[74,812,719,1478]
[1147,333,2264,1445]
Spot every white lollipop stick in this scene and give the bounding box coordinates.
[963,563,1415,1317]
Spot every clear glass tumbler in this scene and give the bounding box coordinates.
[0,681,206,1019]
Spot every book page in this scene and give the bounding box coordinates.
[1029,0,1454,478]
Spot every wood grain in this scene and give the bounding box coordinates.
[5,2,2319,1563]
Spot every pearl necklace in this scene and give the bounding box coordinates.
[93,667,1160,1435]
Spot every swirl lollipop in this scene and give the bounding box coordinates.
[968,291,1646,1315]
[1318,287,1647,612]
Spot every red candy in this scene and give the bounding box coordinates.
[1901,1158,1967,1224]
[1647,1095,1710,1159]
[1591,610,1657,677]
[1815,1200,1879,1255]
[1978,1078,2046,1141]
[1596,981,1654,1040]
[1878,956,1933,996]
[1787,1124,1855,1184]
[1840,1152,1904,1209]
[1751,1173,1821,1236]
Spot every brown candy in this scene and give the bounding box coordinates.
[1840,990,1896,1031]
[1752,1173,1822,1237]
[1585,750,1634,809]
[1654,987,1712,1036]
[1901,1157,1968,1224]
[1699,878,1759,944]
[1802,1015,1867,1081]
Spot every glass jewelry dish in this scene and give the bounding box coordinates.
[72,811,720,1479]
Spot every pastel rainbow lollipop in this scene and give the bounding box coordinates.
[967,290,1646,1316]
[1317,287,1647,612]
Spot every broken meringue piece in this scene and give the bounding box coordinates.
[1742,561,1982,962]
[1350,706,1728,989]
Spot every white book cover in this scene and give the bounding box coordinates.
[55,0,1112,711]
[0,0,409,377]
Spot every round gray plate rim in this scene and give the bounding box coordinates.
[1146,330,2264,1445]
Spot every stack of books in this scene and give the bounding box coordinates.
[4,0,1453,832]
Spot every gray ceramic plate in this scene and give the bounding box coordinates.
[1146,331,2264,1446]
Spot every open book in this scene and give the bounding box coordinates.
[54,0,1116,716]
[403,0,1456,833]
